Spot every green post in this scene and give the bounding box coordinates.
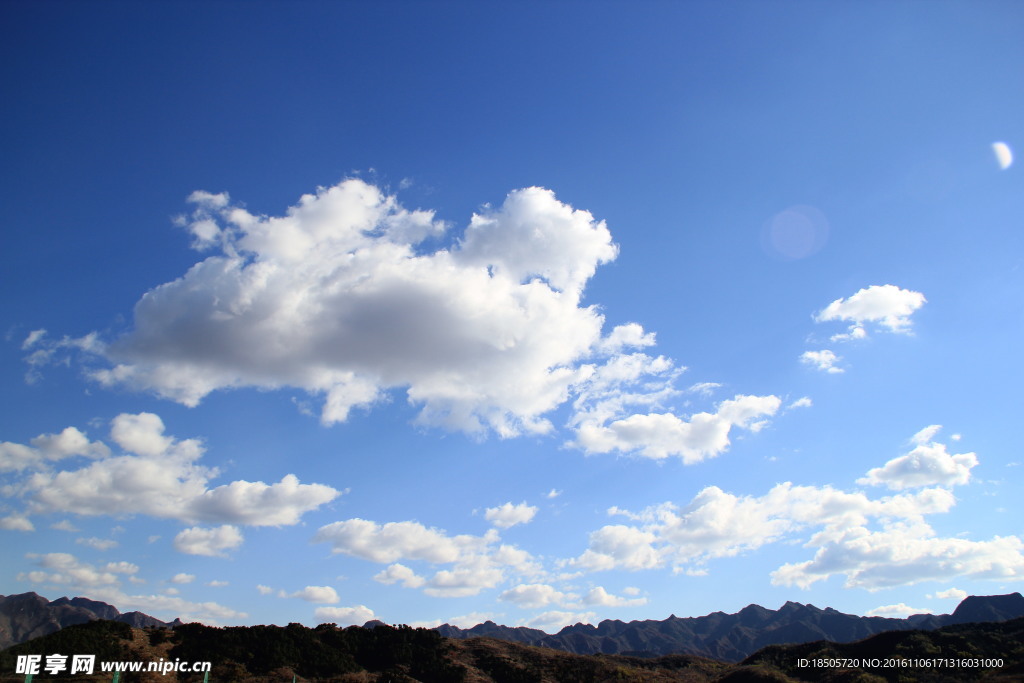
[203,671,209,683]
[25,674,33,683]
[112,671,120,683]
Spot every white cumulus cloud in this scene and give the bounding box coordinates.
[581,586,647,607]
[287,585,340,604]
[0,515,34,531]
[816,284,926,337]
[523,610,595,633]
[866,603,931,617]
[174,525,244,557]
[568,429,1024,590]
[498,583,569,609]
[373,563,426,589]
[314,605,376,626]
[858,427,977,490]
[7,413,339,528]
[485,502,538,529]
[30,180,780,465]
[314,516,541,599]
[930,587,968,601]
[800,350,843,374]
[572,394,781,462]
[81,181,618,438]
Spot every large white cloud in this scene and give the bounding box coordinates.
[6,413,339,534]
[85,181,616,437]
[29,180,779,462]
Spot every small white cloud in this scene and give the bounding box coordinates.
[174,525,243,557]
[523,610,595,633]
[207,580,229,587]
[499,583,569,609]
[866,603,931,618]
[1,515,35,532]
[288,585,340,604]
[19,553,120,588]
[573,394,781,463]
[257,584,273,595]
[373,563,426,589]
[170,573,196,584]
[105,562,139,575]
[816,285,926,336]
[545,489,561,499]
[76,537,118,550]
[581,586,647,607]
[1,426,109,473]
[485,502,538,529]
[787,397,813,410]
[858,429,977,490]
[911,425,943,445]
[569,525,662,572]
[594,323,656,354]
[800,350,843,374]
[314,519,464,564]
[22,329,47,349]
[51,520,79,532]
[314,605,376,626]
[930,587,968,601]
[687,382,721,397]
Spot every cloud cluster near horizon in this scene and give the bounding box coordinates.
[564,427,1022,590]
[23,180,779,462]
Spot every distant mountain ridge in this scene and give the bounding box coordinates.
[0,592,179,650]
[436,592,1024,662]
[4,591,1023,666]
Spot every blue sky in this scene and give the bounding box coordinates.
[1,0,1022,631]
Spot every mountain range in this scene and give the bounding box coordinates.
[3,591,1024,664]
[435,593,1024,661]
[0,592,179,650]
[3,613,1022,682]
